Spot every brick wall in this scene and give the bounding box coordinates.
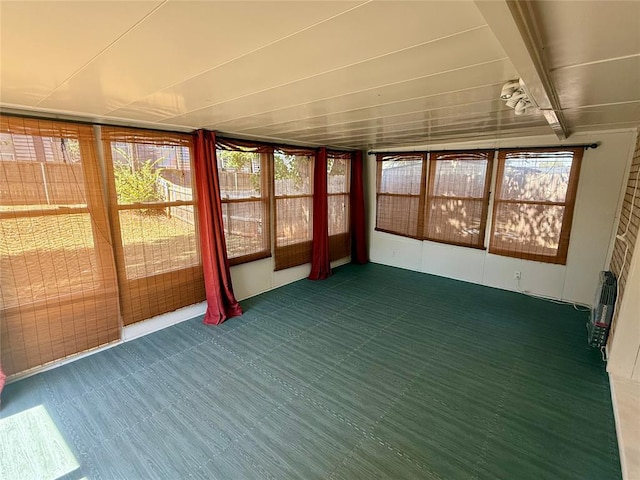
[609,131,640,337]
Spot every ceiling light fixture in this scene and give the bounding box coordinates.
[500,78,538,116]
[500,81,520,100]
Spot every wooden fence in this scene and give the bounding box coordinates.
[158,177,194,225]
[0,161,85,205]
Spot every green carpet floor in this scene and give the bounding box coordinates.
[0,263,621,479]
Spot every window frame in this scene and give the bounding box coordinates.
[488,147,583,265]
[423,150,494,249]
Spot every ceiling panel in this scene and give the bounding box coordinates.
[36,1,366,114]
[325,121,551,149]
[210,61,515,132]
[0,0,637,150]
[536,0,640,69]
[240,97,509,139]
[291,109,537,143]
[109,1,488,122]
[160,26,507,129]
[553,56,640,108]
[293,109,543,142]
[0,1,162,106]
[563,102,640,127]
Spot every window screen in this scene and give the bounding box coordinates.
[102,127,204,325]
[424,151,493,248]
[489,148,583,264]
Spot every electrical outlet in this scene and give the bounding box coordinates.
[514,271,521,280]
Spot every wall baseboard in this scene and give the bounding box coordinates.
[122,302,207,341]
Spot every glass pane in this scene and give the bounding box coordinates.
[500,152,574,202]
[274,152,313,196]
[379,160,422,195]
[222,200,268,259]
[329,194,349,236]
[110,141,193,204]
[432,159,488,198]
[119,207,199,279]
[276,197,313,246]
[424,198,483,246]
[217,150,262,199]
[492,203,565,258]
[0,213,98,309]
[328,157,349,194]
[376,195,419,237]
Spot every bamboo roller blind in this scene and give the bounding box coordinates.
[328,150,352,261]
[0,117,120,375]
[424,151,493,249]
[376,153,426,239]
[215,138,272,266]
[375,148,583,265]
[489,148,583,264]
[101,127,205,326]
[274,148,316,271]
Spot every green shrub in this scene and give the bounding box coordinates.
[114,159,163,205]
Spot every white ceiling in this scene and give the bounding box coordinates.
[1,0,638,149]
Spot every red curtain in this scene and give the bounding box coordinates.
[193,130,243,325]
[350,150,369,264]
[0,364,5,402]
[309,147,331,280]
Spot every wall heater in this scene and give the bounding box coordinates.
[587,271,617,348]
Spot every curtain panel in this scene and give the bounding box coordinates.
[193,130,242,325]
[351,150,368,264]
[308,147,331,280]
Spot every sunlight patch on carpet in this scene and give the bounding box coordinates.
[0,405,79,480]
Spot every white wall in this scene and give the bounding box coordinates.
[368,130,637,305]
[608,235,640,381]
[230,256,351,301]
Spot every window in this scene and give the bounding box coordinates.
[375,153,426,238]
[424,151,493,248]
[216,139,271,265]
[274,148,315,270]
[328,151,352,261]
[102,128,204,325]
[0,116,119,375]
[489,148,583,264]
